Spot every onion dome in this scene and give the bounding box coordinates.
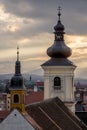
[47,7,71,58]
[10,47,24,89]
[25,76,35,89]
[54,20,64,31]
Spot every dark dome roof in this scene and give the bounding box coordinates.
[10,47,25,89]
[47,41,71,58]
[54,21,64,31]
[10,74,24,89]
[25,80,35,88]
[16,60,20,65]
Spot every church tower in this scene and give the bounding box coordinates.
[10,47,25,113]
[41,7,76,111]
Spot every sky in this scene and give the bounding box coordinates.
[0,0,87,79]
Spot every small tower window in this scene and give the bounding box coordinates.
[54,77,61,89]
[13,94,19,103]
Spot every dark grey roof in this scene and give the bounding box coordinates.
[26,97,87,130]
[10,74,25,89]
[41,58,76,67]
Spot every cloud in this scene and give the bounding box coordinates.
[75,67,87,79]
[1,0,87,35]
[0,0,86,78]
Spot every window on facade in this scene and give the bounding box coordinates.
[54,77,61,90]
[13,94,19,103]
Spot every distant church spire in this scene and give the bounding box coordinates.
[10,47,24,89]
[17,46,19,61]
[30,75,32,81]
[15,46,21,75]
[10,47,25,113]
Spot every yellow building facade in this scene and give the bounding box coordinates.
[10,90,25,113]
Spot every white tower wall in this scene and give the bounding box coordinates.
[42,65,76,112]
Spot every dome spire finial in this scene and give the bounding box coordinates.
[58,6,62,22]
[17,46,19,61]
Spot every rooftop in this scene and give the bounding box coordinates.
[26,97,87,130]
[25,91,44,106]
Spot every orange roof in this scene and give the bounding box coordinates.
[25,91,44,105]
[0,110,10,121]
[36,82,44,86]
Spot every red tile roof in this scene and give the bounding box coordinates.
[25,91,44,105]
[36,82,44,87]
[0,110,10,121]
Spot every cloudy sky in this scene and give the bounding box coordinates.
[0,0,87,79]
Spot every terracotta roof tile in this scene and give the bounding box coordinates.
[36,82,44,87]
[0,110,10,121]
[25,91,44,105]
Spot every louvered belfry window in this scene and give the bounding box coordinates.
[14,94,19,103]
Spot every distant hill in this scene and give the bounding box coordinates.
[74,78,87,84]
[0,68,44,81]
[23,74,44,81]
[0,73,44,82]
[0,74,13,80]
[0,72,87,84]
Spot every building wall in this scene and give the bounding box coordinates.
[0,94,6,110]
[6,94,10,110]
[0,93,10,111]
[10,90,25,113]
[43,65,76,111]
[43,66,75,100]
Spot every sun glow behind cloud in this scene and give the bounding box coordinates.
[65,35,87,78]
[0,4,21,24]
[0,3,37,33]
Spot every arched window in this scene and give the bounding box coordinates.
[13,94,19,103]
[54,77,61,89]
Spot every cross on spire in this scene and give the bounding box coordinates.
[57,6,62,21]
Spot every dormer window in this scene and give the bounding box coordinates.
[54,77,61,90]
